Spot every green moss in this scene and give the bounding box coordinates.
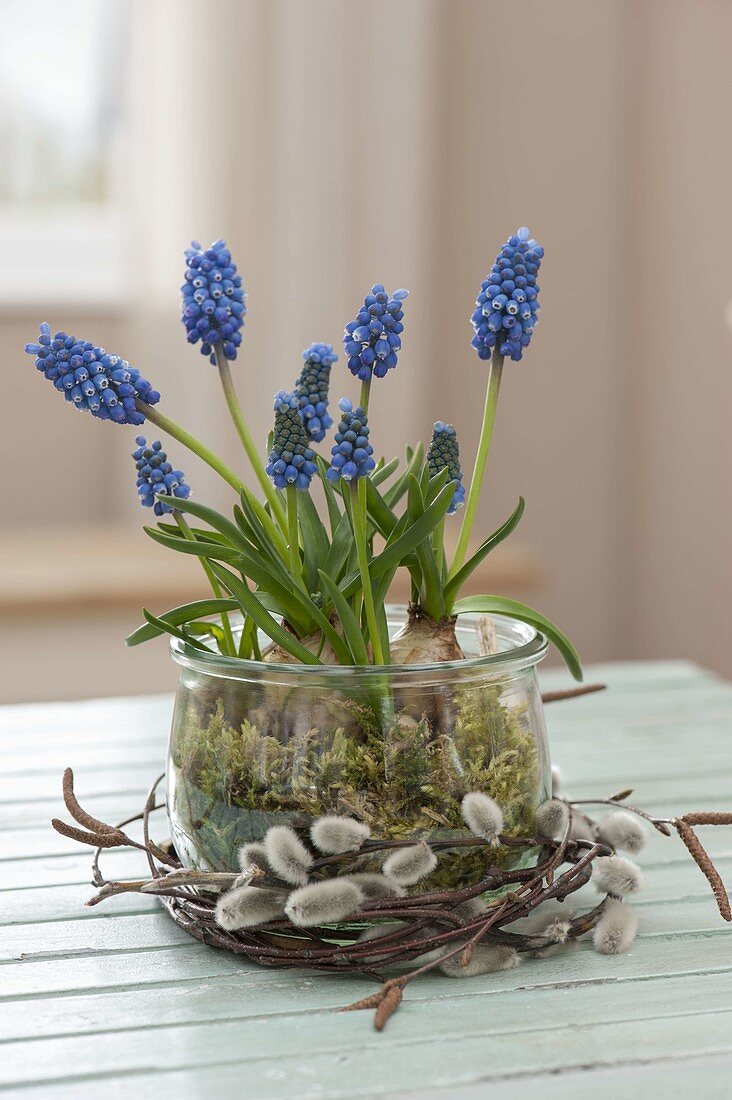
[169,682,547,886]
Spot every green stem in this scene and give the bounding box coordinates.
[286,485,303,584]
[173,511,236,657]
[449,349,504,578]
[352,478,385,665]
[139,401,245,495]
[139,398,288,560]
[359,375,371,415]
[433,515,446,579]
[214,346,287,531]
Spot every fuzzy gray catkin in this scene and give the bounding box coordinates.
[439,943,519,978]
[310,815,371,855]
[347,872,405,899]
[263,826,313,885]
[592,898,639,954]
[597,811,647,854]
[592,854,643,897]
[285,878,364,927]
[536,799,569,840]
[237,842,270,875]
[215,886,286,930]
[461,792,504,843]
[383,841,437,886]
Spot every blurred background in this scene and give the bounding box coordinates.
[1,0,731,702]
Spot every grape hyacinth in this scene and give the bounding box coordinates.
[343,284,408,381]
[427,421,465,514]
[326,398,376,483]
[294,342,337,442]
[24,324,160,426]
[266,391,318,490]
[132,437,191,516]
[471,227,544,362]
[181,239,246,364]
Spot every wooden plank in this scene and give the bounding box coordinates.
[1,972,732,1088]
[390,1055,732,1100]
[1,1008,732,1098]
[0,662,730,1098]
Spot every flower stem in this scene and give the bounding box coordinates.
[359,375,372,415]
[138,401,245,495]
[286,485,303,584]
[173,511,237,656]
[352,478,385,665]
[449,349,504,578]
[214,346,287,531]
[139,398,288,560]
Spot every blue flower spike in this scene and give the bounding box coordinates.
[266,391,318,490]
[294,342,337,442]
[326,398,376,483]
[426,421,465,514]
[132,437,191,516]
[181,239,246,364]
[471,227,544,362]
[24,324,160,426]
[343,285,408,381]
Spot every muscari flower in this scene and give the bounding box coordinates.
[471,227,544,362]
[427,421,465,514]
[181,239,246,364]
[294,342,337,442]
[326,398,375,483]
[266,392,318,491]
[343,284,408,381]
[24,324,160,426]
[132,437,190,516]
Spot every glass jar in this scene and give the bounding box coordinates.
[166,608,551,889]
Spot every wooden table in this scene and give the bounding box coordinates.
[2,661,731,1098]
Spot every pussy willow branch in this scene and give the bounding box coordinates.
[49,765,732,1034]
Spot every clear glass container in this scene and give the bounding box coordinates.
[166,608,551,889]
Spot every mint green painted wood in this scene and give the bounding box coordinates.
[1,661,731,1098]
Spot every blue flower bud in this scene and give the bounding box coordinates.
[266,391,317,491]
[293,342,337,442]
[132,437,190,515]
[343,285,408,381]
[326,398,376,483]
[24,324,160,426]
[426,421,465,514]
[181,240,246,364]
[471,228,543,362]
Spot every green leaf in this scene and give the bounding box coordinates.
[155,495,254,555]
[384,442,424,509]
[365,477,398,537]
[297,491,331,593]
[444,497,525,607]
[140,609,214,653]
[452,595,583,682]
[324,509,355,582]
[208,563,323,665]
[373,478,456,580]
[126,597,240,647]
[144,526,244,566]
[371,456,399,487]
[407,475,445,620]
[318,570,369,664]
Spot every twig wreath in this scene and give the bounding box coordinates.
[53,728,732,1032]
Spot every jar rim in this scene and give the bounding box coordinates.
[169,606,548,682]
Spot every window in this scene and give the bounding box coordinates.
[0,0,129,306]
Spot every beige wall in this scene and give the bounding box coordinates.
[2,0,731,701]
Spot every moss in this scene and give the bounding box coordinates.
[169,681,547,887]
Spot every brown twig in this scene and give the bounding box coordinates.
[540,683,606,704]
[674,819,731,922]
[48,764,732,1031]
